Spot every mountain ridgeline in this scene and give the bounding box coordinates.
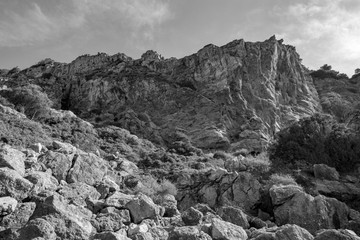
[6,36,322,153]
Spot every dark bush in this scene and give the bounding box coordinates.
[269,113,360,172]
[1,84,53,120]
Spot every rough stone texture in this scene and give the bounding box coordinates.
[0,197,18,216]
[270,184,304,205]
[314,229,360,240]
[314,164,340,181]
[91,207,130,232]
[31,194,94,240]
[271,185,350,234]
[66,152,109,185]
[17,218,57,240]
[0,202,36,229]
[168,226,212,240]
[0,144,25,176]
[25,171,59,193]
[125,194,160,224]
[58,182,101,207]
[211,218,247,240]
[217,206,250,229]
[38,151,74,182]
[157,194,179,217]
[0,167,33,200]
[274,224,314,240]
[181,207,203,226]
[177,170,261,212]
[92,231,132,240]
[105,192,135,209]
[23,36,320,152]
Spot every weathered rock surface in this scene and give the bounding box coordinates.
[0,167,33,200]
[0,202,36,229]
[211,218,247,240]
[314,164,340,181]
[217,206,250,229]
[181,207,203,226]
[13,36,321,152]
[125,194,160,224]
[0,145,25,176]
[168,226,212,240]
[0,197,18,216]
[314,229,360,240]
[271,185,351,234]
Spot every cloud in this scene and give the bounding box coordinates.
[0,0,171,47]
[274,0,360,75]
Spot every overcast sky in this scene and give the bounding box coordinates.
[0,0,359,76]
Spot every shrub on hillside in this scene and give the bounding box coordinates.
[269,113,360,172]
[241,152,271,173]
[0,84,53,120]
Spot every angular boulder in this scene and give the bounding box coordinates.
[168,226,212,240]
[181,207,203,226]
[125,194,160,224]
[0,145,25,175]
[217,206,250,229]
[271,185,350,234]
[38,151,74,182]
[31,194,94,240]
[0,167,33,200]
[0,196,17,216]
[0,202,36,229]
[274,224,314,240]
[211,218,247,240]
[314,164,340,181]
[66,153,109,185]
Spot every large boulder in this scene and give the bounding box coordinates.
[168,226,212,240]
[217,206,250,229]
[0,145,25,176]
[0,202,36,229]
[0,197,17,216]
[38,151,74,182]
[91,207,130,232]
[211,218,247,240]
[314,229,360,240]
[17,218,57,240]
[181,207,203,226]
[125,194,160,224]
[31,194,94,240]
[66,152,109,185]
[274,224,314,240]
[314,164,340,181]
[271,185,350,234]
[0,167,33,200]
[25,171,59,193]
[57,182,101,206]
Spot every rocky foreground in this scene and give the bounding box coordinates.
[0,36,360,239]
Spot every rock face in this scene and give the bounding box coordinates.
[21,36,320,152]
[270,184,351,234]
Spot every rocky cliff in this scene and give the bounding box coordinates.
[17,36,321,152]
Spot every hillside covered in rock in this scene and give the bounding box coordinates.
[0,36,360,240]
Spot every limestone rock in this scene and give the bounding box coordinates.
[31,194,94,240]
[157,194,179,217]
[105,192,135,209]
[313,164,340,181]
[274,224,313,240]
[168,226,212,240]
[92,231,131,240]
[0,202,36,229]
[0,167,33,200]
[181,207,203,226]
[0,144,25,175]
[211,218,247,240]
[271,185,350,234]
[217,206,250,229]
[66,152,109,185]
[38,151,74,182]
[25,171,59,193]
[92,207,130,232]
[314,229,360,240]
[125,194,160,224]
[17,218,57,240]
[58,182,101,206]
[0,197,17,216]
[270,184,303,205]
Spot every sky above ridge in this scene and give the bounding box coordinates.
[0,0,359,76]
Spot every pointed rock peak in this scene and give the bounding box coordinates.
[141,50,164,61]
[267,35,277,42]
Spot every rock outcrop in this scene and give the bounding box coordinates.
[8,36,321,152]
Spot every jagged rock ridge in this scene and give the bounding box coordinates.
[16,36,321,152]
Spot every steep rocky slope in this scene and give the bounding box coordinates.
[12,36,321,152]
[1,36,360,240]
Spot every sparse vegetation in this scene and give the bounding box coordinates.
[241,152,271,173]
